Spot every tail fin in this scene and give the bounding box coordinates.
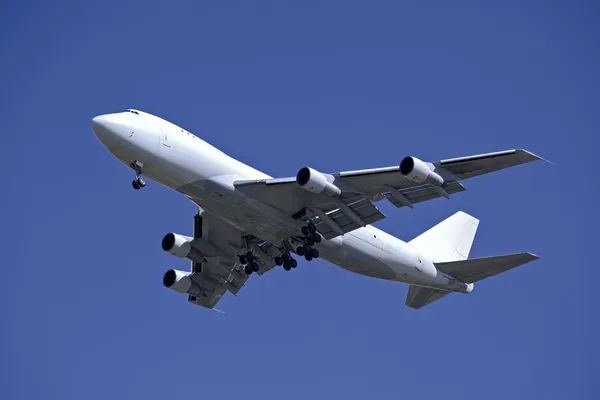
[409,211,479,262]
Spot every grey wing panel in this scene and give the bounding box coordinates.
[436,149,544,180]
[405,285,451,309]
[434,253,539,283]
[336,166,416,195]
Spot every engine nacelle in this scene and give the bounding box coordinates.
[161,233,204,262]
[296,167,341,197]
[162,269,192,293]
[400,156,444,186]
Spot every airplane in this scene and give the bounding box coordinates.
[91,108,544,310]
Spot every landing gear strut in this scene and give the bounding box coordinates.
[130,160,146,190]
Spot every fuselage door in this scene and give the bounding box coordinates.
[160,126,171,149]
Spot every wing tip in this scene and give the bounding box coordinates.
[516,149,553,165]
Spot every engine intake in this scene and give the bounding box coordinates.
[296,167,341,197]
[163,269,192,293]
[400,156,444,186]
[161,233,204,262]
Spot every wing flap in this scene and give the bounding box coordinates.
[385,181,466,208]
[313,198,386,239]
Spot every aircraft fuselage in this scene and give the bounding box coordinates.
[91,109,472,294]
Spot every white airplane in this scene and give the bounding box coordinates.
[91,109,543,309]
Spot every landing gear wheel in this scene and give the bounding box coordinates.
[314,233,322,243]
[137,177,146,187]
[283,261,292,271]
[306,235,315,246]
[239,255,248,265]
[251,262,259,272]
[290,258,298,268]
[282,252,291,261]
[296,246,305,256]
[245,252,254,262]
[301,226,310,236]
[132,180,141,190]
[311,248,320,258]
[305,254,313,262]
[275,256,283,266]
[308,222,317,234]
[244,265,253,275]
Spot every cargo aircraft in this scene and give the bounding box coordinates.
[91,109,543,309]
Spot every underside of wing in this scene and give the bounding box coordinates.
[235,178,386,239]
[234,148,544,240]
[435,149,545,180]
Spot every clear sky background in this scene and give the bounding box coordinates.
[2,1,598,399]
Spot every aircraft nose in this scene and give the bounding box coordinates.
[91,114,127,149]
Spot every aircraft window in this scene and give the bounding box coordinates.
[125,110,139,115]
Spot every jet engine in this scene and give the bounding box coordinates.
[296,167,341,197]
[162,269,192,293]
[161,233,204,262]
[400,156,444,186]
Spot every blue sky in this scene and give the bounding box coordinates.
[2,1,597,399]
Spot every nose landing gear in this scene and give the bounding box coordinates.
[130,160,146,190]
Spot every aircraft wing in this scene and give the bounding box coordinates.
[183,211,279,309]
[235,149,543,239]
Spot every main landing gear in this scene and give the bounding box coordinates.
[275,222,321,272]
[130,160,146,190]
[274,252,298,271]
[240,252,260,275]
[298,222,320,262]
[240,222,321,276]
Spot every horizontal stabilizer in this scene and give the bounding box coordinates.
[406,253,539,309]
[405,286,450,309]
[435,253,539,283]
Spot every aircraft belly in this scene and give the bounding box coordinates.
[334,233,396,280]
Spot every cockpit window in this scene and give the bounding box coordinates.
[125,109,139,115]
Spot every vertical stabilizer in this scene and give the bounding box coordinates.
[409,211,479,263]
